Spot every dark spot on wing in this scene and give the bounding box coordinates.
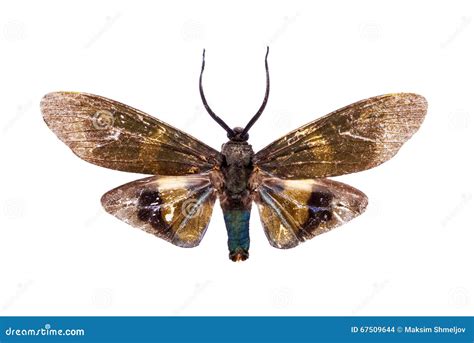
[138,190,161,207]
[297,190,333,240]
[310,209,333,224]
[308,191,332,207]
[137,190,171,237]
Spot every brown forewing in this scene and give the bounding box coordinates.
[253,93,427,178]
[252,170,368,249]
[101,172,218,247]
[41,92,221,175]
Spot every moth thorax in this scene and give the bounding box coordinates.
[221,141,254,166]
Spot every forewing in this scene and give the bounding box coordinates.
[254,93,427,178]
[101,173,217,247]
[253,171,368,249]
[41,92,221,175]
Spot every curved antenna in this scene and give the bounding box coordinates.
[241,46,270,137]
[199,49,234,137]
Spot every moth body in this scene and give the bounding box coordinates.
[41,48,427,262]
[219,136,254,261]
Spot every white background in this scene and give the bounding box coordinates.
[0,0,473,316]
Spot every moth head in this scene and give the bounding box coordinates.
[199,47,270,142]
[228,127,249,142]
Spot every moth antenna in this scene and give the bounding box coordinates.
[241,46,270,137]
[199,49,234,137]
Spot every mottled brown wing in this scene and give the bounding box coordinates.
[41,92,221,175]
[252,171,368,249]
[254,93,427,178]
[101,172,217,247]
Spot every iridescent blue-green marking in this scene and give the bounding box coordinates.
[223,210,251,261]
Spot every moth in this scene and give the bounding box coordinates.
[41,47,427,262]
